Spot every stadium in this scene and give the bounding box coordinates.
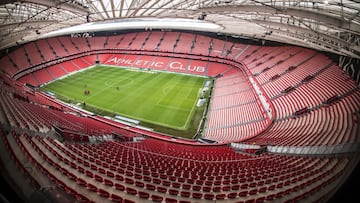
[0,1,359,203]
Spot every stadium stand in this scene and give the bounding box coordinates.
[157,32,179,52]
[0,31,359,203]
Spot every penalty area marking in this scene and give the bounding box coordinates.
[159,85,193,111]
[156,83,201,129]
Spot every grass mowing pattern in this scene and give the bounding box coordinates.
[41,65,208,137]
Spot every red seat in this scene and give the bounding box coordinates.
[195,180,204,185]
[125,178,134,184]
[203,186,211,192]
[76,178,87,187]
[83,161,90,167]
[241,183,248,189]
[157,186,167,193]
[239,191,248,197]
[222,185,231,191]
[111,194,123,202]
[114,183,125,191]
[135,181,145,188]
[214,180,222,185]
[94,174,103,182]
[146,184,156,191]
[102,162,109,168]
[115,174,124,181]
[259,187,267,193]
[85,170,93,178]
[98,168,106,174]
[182,184,191,190]
[138,191,150,199]
[249,189,258,195]
[104,179,114,187]
[90,164,97,170]
[165,198,177,203]
[169,176,177,181]
[186,179,195,184]
[117,167,125,174]
[151,195,163,202]
[172,182,181,188]
[213,186,221,192]
[169,189,179,196]
[192,192,202,199]
[249,182,257,188]
[180,191,190,197]
[143,176,152,182]
[77,166,85,174]
[204,194,214,200]
[162,180,171,186]
[216,194,226,200]
[153,178,161,184]
[126,187,137,195]
[106,171,115,178]
[135,173,142,179]
[205,180,213,186]
[126,171,134,177]
[110,165,117,171]
[87,183,98,192]
[228,192,237,199]
[98,188,110,198]
[178,177,185,183]
[160,174,167,179]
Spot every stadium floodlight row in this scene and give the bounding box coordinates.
[0,30,359,203]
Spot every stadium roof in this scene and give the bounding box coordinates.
[0,0,359,59]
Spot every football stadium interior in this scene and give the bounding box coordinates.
[0,1,360,203]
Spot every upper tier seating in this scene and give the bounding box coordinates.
[0,31,359,203]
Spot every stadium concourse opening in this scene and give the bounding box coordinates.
[0,27,359,203]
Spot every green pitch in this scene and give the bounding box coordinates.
[41,65,207,131]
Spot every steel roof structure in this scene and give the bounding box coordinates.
[0,0,359,58]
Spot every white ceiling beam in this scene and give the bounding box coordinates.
[250,19,348,45]
[119,0,125,17]
[110,0,116,18]
[129,0,152,17]
[148,0,172,16]
[267,28,359,59]
[24,0,89,15]
[98,0,110,19]
[0,20,57,29]
[138,0,161,16]
[198,5,360,34]
[85,0,105,20]
[125,0,137,17]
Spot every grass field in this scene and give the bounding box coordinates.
[41,65,210,137]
